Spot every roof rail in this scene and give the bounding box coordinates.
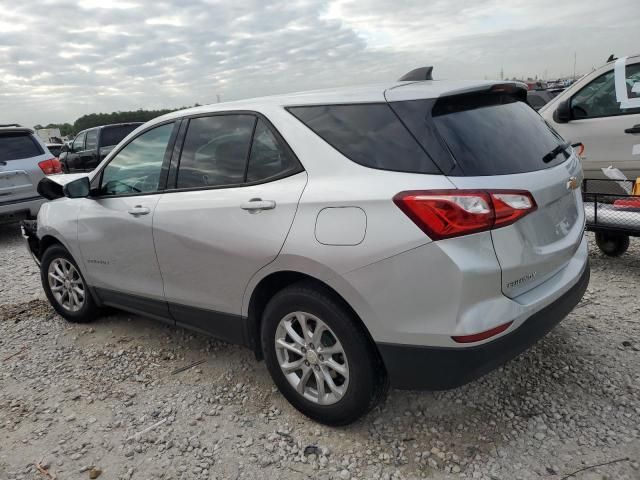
[398,66,433,81]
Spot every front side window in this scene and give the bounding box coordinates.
[85,129,98,150]
[571,64,640,119]
[176,115,255,189]
[72,132,86,152]
[246,119,298,182]
[99,123,174,196]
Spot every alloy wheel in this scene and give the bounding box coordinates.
[47,258,86,312]
[274,311,349,405]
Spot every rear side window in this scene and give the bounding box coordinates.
[0,133,43,161]
[177,115,255,188]
[246,119,298,182]
[101,124,140,147]
[393,94,568,176]
[288,104,440,174]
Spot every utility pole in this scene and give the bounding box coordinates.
[573,52,577,80]
[216,94,221,103]
[500,66,504,81]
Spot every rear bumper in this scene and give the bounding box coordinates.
[377,262,590,390]
[0,195,44,220]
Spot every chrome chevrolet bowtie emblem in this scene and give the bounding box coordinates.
[566,176,579,190]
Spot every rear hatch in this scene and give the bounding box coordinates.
[0,129,48,204]
[389,84,584,298]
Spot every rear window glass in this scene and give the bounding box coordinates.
[0,133,43,161]
[101,125,140,147]
[288,104,440,174]
[393,95,568,176]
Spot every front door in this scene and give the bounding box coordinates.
[65,131,86,172]
[77,121,177,317]
[152,114,306,341]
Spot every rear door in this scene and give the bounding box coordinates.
[65,132,86,172]
[391,90,585,298]
[78,128,100,170]
[153,113,306,339]
[0,129,48,205]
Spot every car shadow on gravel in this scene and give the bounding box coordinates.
[0,222,23,244]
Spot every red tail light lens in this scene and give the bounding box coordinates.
[38,158,63,175]
[393,189,536,240]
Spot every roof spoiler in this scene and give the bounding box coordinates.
[398,66,433,81]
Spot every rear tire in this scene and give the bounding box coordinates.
[40,244,101,323]
[261,281,386,426]
[595,232,629,257]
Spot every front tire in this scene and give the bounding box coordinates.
[41,244,100,323]
[595,232,629,257]
[261,281,386,426]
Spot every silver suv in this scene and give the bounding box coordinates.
[1,125,61,224]
[24,77,589,425]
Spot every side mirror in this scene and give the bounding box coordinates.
[553,99,571,123]
[63,176,91,198]
[61,144,69,153]
[37,177,64,200]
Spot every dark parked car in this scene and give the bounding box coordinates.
[60,123,142,172]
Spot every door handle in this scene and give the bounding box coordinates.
[128,205,150,216]
[240,198,276,213]
[624,124,640,134]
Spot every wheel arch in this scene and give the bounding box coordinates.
[245,269,381,366]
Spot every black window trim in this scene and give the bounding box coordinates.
[285,102,444,176]
[163,109,305,194]
[89,119,181,199]
[569,65,640,120]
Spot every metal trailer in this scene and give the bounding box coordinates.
[582,178,640,256]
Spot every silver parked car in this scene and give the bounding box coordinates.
[0,125,62,224]
[24,76,589,425]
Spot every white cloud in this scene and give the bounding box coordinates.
[0,0,638,127]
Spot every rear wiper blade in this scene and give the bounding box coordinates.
[542,142,571,163]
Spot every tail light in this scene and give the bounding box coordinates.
[393,189,537,240]
[38,158,63,175]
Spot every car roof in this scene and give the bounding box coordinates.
[147,79,512,126]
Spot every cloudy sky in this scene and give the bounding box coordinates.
[1,0,638,127]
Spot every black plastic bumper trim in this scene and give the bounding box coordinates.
[377,262,590,390]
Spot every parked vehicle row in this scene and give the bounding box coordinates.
[25,73,589,425]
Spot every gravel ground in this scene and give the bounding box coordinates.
[0,222,638,480]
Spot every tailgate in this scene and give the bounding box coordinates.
[449,156,584,298]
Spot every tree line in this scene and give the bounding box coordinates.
[35,105,201,137]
